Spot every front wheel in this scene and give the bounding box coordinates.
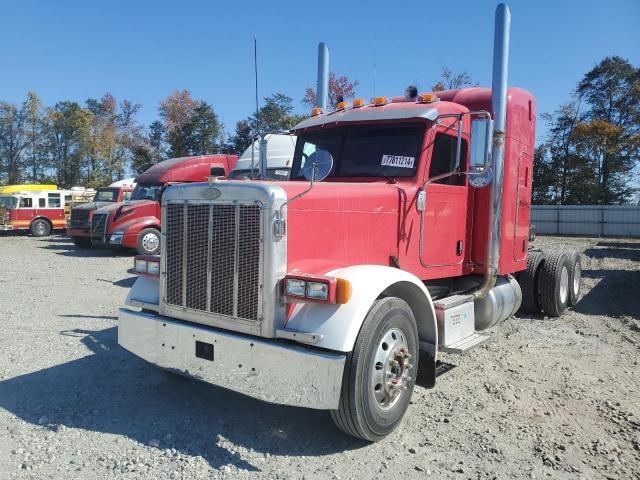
[330,297,418,442]
[137,228,161,255]
[30,219,51,237]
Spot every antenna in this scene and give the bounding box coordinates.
[254,36,260,136]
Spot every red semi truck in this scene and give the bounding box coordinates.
[67,181,135,247]
[90,155,236,255]
[118,4,583,441]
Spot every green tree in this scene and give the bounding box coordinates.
[23,92,46,182]
[575,56,640,204]
[0,101,28,183]
[228,120,253,156]
[187,102,221,155]
[45,101,92,187]
[159,89,198,157]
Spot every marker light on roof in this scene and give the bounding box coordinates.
[373,96,388,106]
[336,100,349,111]
[352,98,366,108]
[417,93,439,103]
[311,107,323,116]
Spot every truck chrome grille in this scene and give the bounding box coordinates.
[70,208,91,228]
[164,202,263,322]
[91,212,108,235]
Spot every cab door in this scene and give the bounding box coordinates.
[420,130,469,276]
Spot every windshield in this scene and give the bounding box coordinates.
[131,184,163,201]
[291,123,426,179]
[227,168,291,181]
[0,196,18,208]
[93,188,119,203]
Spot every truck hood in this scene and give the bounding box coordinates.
[73,201,113,211]
[275,181,412,274]
[96,199,155,214]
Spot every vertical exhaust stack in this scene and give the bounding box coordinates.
[476,3,511,298]
[316,42,329,111]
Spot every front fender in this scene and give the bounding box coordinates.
[125,275,160,311]
[284,265,437,356]
[113,215,160,235]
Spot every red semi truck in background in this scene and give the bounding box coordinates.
[118,4,583,441]
[90,154,237,255]
[67,180,136,247]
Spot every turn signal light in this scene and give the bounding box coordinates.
[283,274,352,304]
[132,255,160,277]
[352,98,366,108]
[336,100,349,111]
[373,96,388,106]
[311,107,323,116]
[417,93,439,103]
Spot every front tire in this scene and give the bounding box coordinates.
[31,219,51,237]
[137,228,161,255]
[331,297,418,442]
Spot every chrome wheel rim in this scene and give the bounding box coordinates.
[559,266,569,304]
[573,262,581,297]
[371,327,413,410]
[141,233,159,252]
[35,223,46,235]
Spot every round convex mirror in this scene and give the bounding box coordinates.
[302,149,333,182]
[468,166,494,188]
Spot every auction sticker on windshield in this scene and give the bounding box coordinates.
[381,155,415,168]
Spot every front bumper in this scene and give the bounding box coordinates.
[118,308,346,410]
[67,227,90,237]
[0,224,14,231]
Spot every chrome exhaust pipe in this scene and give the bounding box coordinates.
[316,42,329,111]
[475,3,511,299]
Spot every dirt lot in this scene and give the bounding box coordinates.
[0,234,638,480]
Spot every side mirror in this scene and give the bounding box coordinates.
[302,149,333,182]
[469,118,494,188]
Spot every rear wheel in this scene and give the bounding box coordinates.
[330,297,418,441]
[518,250,545,314]
[71,237,92,248]
[539,250,571,317]
[137,228,160,255]
[564,250,583,307]
[30,219,51,237]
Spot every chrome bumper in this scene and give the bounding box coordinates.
[0,224,14,231]
[118,308,346,410]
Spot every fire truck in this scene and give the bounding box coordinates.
[67,179,136,247]
[117,4,583,441]
[0,188,78,236]
[90,155,237,255]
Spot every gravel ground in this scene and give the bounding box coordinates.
[0,234,639,480]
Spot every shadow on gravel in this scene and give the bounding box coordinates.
[38,239,131,258]
[109,277,136,288]
[585,245,640,262]
[574,268,640,320]
[58,314,118,320]
[0,327,366,471]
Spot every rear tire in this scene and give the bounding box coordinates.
[30,219,51,237]
[564,250,582,307]
[72,237,92,248]
[539,250,571,317]
[330,297,418,442]
[137,228,160,255]
[518,250,545,314]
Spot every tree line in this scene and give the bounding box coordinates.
[1,58,638,204]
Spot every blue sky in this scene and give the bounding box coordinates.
[1,0,639,142]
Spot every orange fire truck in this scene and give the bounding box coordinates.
[0,188,77,236]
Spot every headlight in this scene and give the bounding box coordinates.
[110,231,124,244]
[134,258,148,273]
[306,281,329,300]
[285,278,306,297]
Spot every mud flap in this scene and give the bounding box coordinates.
[416,352,436,388]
